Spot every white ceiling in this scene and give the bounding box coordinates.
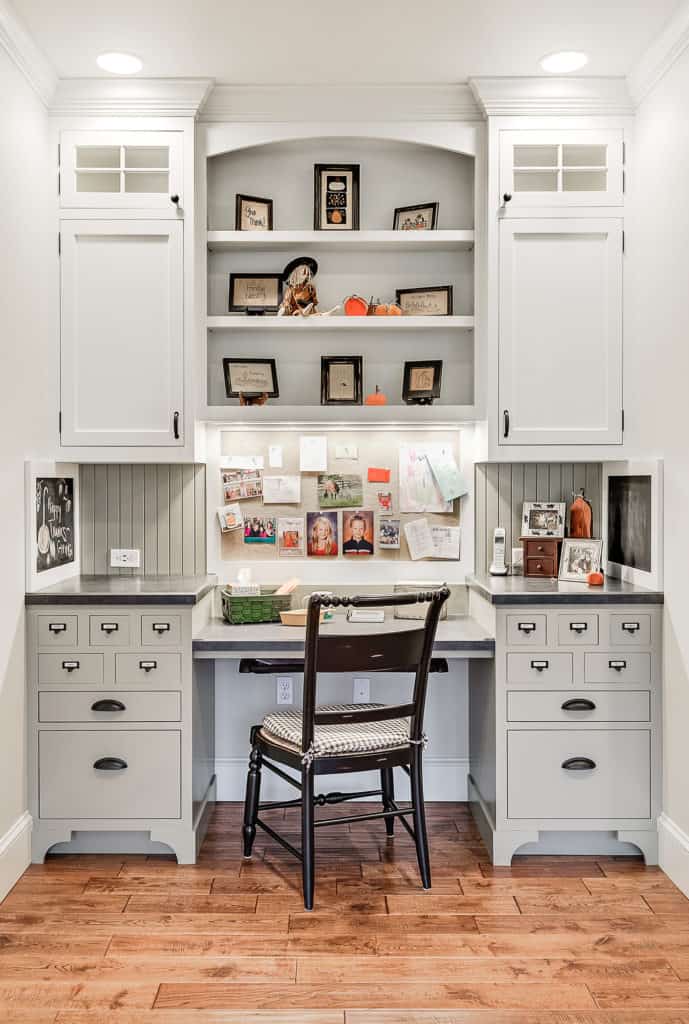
[12,0,682,84]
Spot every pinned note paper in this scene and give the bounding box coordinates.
[335,444,358,460]
[368,467,391,483]
[299,436,328,472]
[262,475,301,504]
[430,525,461,560]
[224,454,265,470]
[269,446,283,468]
[425,446,468,503]
[403,519,436,561]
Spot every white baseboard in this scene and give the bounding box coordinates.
[659,812,689,897]
[215,757,469,803]
[0,811,32,900]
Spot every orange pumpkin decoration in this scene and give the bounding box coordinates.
[587,571,604,586]
[374,304,389,316]
[388,303,402,315]
[343,294,369,316]
[365,385,388,406]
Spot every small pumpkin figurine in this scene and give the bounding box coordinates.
[365,385,388,406]
[569,488,593,538]
[343,294,369,317]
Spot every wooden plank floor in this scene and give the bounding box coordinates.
[2,801,689,1022]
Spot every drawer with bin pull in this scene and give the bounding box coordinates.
[89,614,131,647]
[506,652,573,685]
[584,652,651,685]
[115,652,181,685]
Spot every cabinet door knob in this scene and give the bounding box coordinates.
[562,757,596,771]
[93,757,127,771]
[561,698,596,712]
[503,193,512,204]
[91,699,126,712]
[170,194,180,205]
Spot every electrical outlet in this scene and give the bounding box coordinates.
[276,676,293,705]
[111,548,141,568]
[353,677,370,704]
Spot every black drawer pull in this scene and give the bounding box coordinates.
[562,698,596,712]
[622,622,640,633]
[609,659,627,672]
[91,699,126,713]
[93,757,127,771]
[562,757,596,771]
[530,660,549,672]
[570,622,588,634]
[152,622,171,634]
[139,660,157,672]
[48,623,67,634]
[518,622,536,633]
[62,660,80,672]
[100,622,119,634]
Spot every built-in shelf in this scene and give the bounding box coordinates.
[206,314,474,331]
[207,229,475,253]
[200,404,479,425]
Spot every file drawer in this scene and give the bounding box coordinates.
[115,652,181,685]
[585,652,651,685]
[89,614,131,647]
[141,614,181,646]
[508,729,651,820]
[557,613,599,646]
[609,614,651,647]
[507,690,650,723]
[37,615,78,647]
[38,653,104,685]
[39,690,181,723]
[506,614,547,646]
[506,652,573,685]
[39,729,181,820]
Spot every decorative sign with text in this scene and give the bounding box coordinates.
[35,478,75,572]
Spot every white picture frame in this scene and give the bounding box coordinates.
[25,460,80,592]
[558,538,603,583]
[521,501,566,538]
[602,459,663,589]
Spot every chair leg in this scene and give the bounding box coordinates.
[242,742,262,858]
[301,766,315,910]
[410,747,431,889]
[381,766,395,837]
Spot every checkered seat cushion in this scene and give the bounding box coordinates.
[259,704,411,758]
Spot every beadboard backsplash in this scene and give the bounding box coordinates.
[474,462,602,575]
[79,464,207,576]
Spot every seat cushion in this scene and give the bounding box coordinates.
[260,703,411,758]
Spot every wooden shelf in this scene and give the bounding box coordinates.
[200,403,479,425]
[206,315,474,331]
[207,229,474,253]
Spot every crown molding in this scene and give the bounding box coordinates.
[200,83,482,123]
[0,0,56,106]
[628,0,689,106]
[50,78,213,117]
[469,76,633,116]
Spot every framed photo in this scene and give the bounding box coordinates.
[235,194,273,231]
[403,361,443,404]
[223,358,279,400]
[244,515,277,544]
[522,501,566,538]
[314,164,360,231]
[396,286,453,317]
[602,460,663,589]
[321,356,362,406]
[378,518,401,549]
[307,511,339,556]
[318,473,363,509]
[228,273,282,314]
[559,538,603,583]
[342,510,374,555]
[393,202,439,231]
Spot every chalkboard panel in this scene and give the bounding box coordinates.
[35,478,75,573]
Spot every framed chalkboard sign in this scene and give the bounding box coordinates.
[35,477,75,573]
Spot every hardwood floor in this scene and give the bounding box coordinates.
[1,801,689,1022]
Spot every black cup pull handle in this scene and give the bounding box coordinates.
[530,660,549,672]
[139,660,157,673]
[91,699,126,713]
[609,660,627,672]
[562,757,596,771]
[570,622,588,634]
[62,660,80,672]
[93,757,128,771]
[49,622,67,634]
[101,622,119,635]
[562,698,596,712]
[503,409,510,438]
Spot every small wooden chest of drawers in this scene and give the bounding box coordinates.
[520,537,562,578]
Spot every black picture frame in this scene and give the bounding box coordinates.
[228,273,283,314]
[395,286,453,316]
[223,358,279,399]
[314,164,360,231]
[393,202,439,231]
[321,356,363,406]
[403,360,443,404]
[235,193,274,231]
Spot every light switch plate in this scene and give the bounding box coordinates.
[111,548,141,568]
[353,678,370,704]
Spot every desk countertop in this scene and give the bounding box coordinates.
[25,574,218,606]
[192,614,495,657]
[468,573,664,606]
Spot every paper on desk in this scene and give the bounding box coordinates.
[426,447,468,502]
[269,445,283,468]
[262,475,301,504]
[404,518,436,560]
[299,436,328,472]
[430,525,461,560]
[224,454,265,470]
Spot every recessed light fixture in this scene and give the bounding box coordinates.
[540,50,588,74]
[96,52,143,75]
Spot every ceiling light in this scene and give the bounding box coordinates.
[96,52,143,75]
[540,51,588,74]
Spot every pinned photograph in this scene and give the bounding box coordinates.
[221,468,263,502]
[278,517,305,557]
[342,510,374,555]
[378,518,401,549]
[376,490,393,513]
[318,473,363,509]
[244,516,277,544]
[216,503,244,533]
[307,511,339,556]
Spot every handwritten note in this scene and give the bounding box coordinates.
[403,519,436,561]
[299,436,328,472]
[262,476,301,504]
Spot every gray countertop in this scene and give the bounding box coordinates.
[468,573,663,606]
[25,574,217,606]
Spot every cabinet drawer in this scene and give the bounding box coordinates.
[585,653,651,685]
[37,615,78,647]
[89,615,131,647]
[507,690,650,723]
[507,614,547,646]
[39,690,181,723]
[525,556,557,578]
[115,652,181,685]
[507,729,650,820]
[523,539,559,558]
[141,614,181,646]
[506,652,573,685]
[557,613,598,646]
[39,730,180,819]
[38,653,104,685]
[609,614,651,647]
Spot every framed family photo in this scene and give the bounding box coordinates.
[223,358,279,400]
[522,501,566,538]
[235,194,273,231]
[395,285,453,316]
[559,538,603,583]
[228,273,282,314]
[314,164,360,231]
[393,202,439,231]
[321,356,362,406]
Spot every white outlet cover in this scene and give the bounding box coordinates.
[353,677,370,704]
[111,548,141,568]
[276,676,293,705]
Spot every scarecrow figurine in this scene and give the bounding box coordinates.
[278,256,319,317]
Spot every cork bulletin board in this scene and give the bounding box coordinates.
[217,428,462,564]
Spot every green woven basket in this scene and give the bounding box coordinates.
[221,586,293,625]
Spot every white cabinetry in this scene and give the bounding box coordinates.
[499,218,623,446]
[60,220,184,447]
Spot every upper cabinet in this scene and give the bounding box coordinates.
[60,131,184,212]
[499,129,624,209]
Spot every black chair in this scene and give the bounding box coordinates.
[242,586,450,910]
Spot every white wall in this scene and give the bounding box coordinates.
[626,47,689,886]
[0,46,56,894]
